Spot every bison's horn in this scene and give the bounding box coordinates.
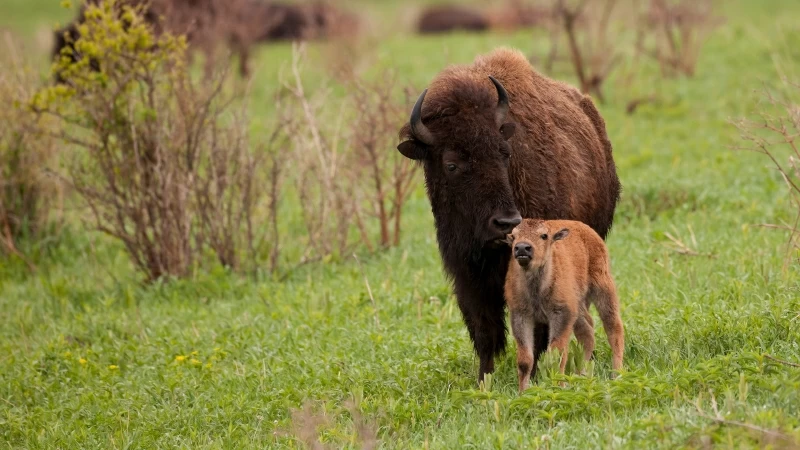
[410,89,436,146]
[489,75,509,126]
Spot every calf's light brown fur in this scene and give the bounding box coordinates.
[505,219,624,392]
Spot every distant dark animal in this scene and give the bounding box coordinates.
[396,48,621,384]
[51,7,92,84]
[52,0,359,82]
[242,1,309,42]
[302,0,360,40]
[505,219,624,392]
[417,5,490,34]
[488,0,549,31]
[51,1,157,83]
[51,0,252,81]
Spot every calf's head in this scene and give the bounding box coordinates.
[397,76,521,251]
[510,219,569,269]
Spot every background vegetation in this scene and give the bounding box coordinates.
[1,0,799,448]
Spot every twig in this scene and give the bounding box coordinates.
[664,230,714,258]
[756,223,797,232]
[695,392,798,445]
[353,253,380,328]
[0,214,37,272]
[764,354,800,368]
[697,410,797,444]
[276,255,325,282]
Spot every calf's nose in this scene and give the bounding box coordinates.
[491,212,522,235]
[514,242,533,258]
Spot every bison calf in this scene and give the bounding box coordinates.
[505,219,624,392]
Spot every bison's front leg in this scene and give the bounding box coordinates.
[456,284,508,385]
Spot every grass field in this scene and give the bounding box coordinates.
[2,1,800,448]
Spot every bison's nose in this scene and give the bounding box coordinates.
[491,212,522,235]
[514,243,533,262]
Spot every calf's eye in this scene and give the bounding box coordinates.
[541,234,548,240]
[446,163,457,172]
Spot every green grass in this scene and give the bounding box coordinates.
[2,1,800,448]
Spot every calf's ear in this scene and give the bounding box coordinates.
[397,141,427,160]
[553,228,570,241]
[500,122,516,141]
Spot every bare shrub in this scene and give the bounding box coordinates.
[281,43,419,264]
[281,44,356,265]
[541,0,623,103]
[635,0,722,78]
[0,32,62,270]
[34,1,284,281]
[283,401,379,450]
[734,80,800,268]
[346,71,418,250]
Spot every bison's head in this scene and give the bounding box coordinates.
[397,76,521,259]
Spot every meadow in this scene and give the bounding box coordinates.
[1,0,800,448]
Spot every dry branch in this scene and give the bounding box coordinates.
[763,354,800,368]
[636,0,722,78]
[695,392,799,447]
[733,81,800,269]
[542,0,621,102]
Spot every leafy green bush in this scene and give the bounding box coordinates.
[34,0,280,281]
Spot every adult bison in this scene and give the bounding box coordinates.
[417,5,490,35]
[397,48,620,383]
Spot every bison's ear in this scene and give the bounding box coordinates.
[553,228,570,241]
[397,140,427,160]
[500,122,516,141]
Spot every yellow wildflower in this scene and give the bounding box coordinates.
[205,362,212,369]
[175,355,186,362]
[79,358,87,365]
[190,358,201,366]
[64,351,72,358]
[190,350,199,356]
[108,365,119,370]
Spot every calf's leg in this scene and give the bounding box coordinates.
[511,310,534,392]
[547,306,578,374]
[591,281,625,374]
[531,322,549,381]
[573,309,595,365]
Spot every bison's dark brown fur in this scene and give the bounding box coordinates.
[397,48,620,384]
[417,5,490,35]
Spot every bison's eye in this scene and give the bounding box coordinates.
[446,163,457,172]
[541,234,548,240]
